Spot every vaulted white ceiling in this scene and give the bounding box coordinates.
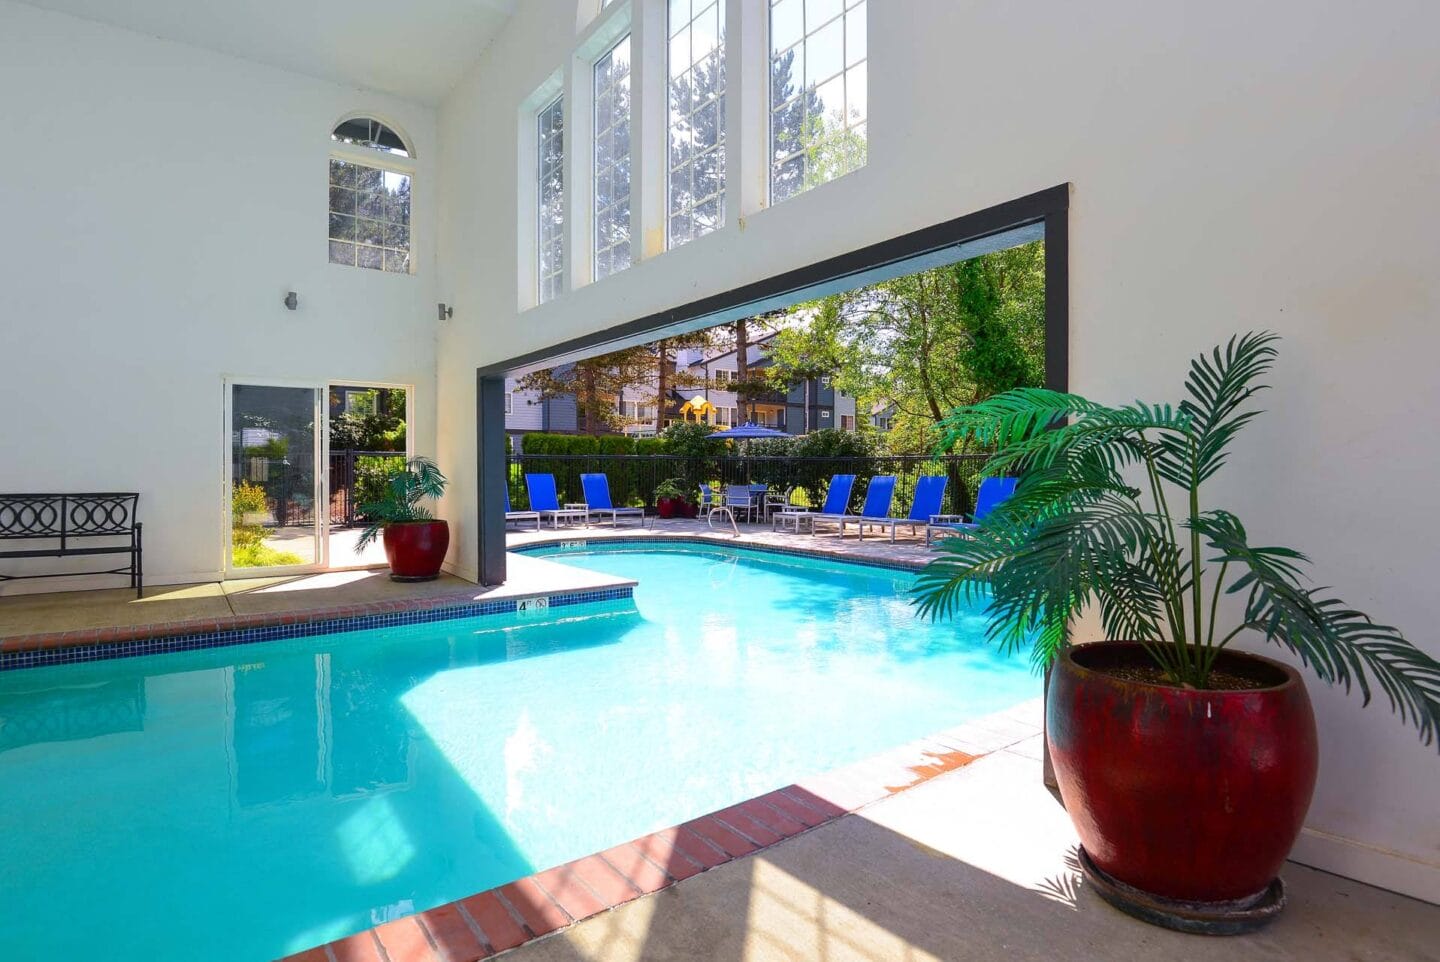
[15,0,517,104]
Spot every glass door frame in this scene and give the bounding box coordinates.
[322,378,415,572]
[223,377,327,580]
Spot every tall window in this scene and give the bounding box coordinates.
[594,36,633,279]
[536,96,566,304]
[769,0,867,204]
[329,117,413,273]
[668,0,726,248]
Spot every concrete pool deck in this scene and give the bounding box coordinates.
[0,552,632,654]
[0,518,930,650]
[505,517,938,569]
[495,748,1440,962]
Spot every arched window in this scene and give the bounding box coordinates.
[328,116,414,273]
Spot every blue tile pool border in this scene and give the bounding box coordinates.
[513,535,929,573]
[0,585,635,673]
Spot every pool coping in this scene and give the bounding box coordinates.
[279,700,1044,962]
[511,532,933,573]
[0,536,929,671]
[0,584,636,671]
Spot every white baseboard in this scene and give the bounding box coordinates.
[1289,826,1440,905]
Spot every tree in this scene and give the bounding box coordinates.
[518,346,653,436]
[768,243,1047,452]
[649,330,712,431]
[727,310,786,423]
[764,298,847,432]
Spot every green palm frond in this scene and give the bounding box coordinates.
[356,457,448,549]
[1195,511,1440,744]
[912,331,1440,751]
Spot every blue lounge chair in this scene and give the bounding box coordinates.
[580,473,645,526]
[815,475,894,537]
[504,487,540,531]
[848,475,948,542]
[772,474,855,533]
[524,473,589,529]
[926,476,1019,546]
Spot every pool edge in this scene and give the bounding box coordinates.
[0,583,636,671]
[280,697,1045,962]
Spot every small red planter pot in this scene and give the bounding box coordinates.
[382,520,450,581]
[1047,641,1318,933]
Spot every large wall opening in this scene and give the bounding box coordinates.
[474,184,1070,584]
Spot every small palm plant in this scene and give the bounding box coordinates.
[913,332,1440,748]
[355,457,448,549]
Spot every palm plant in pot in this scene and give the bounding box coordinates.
[913,332,1439,934]
[654,477,693,519]
[356,457,450,581]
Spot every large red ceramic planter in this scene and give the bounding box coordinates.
[1046,642,1318,933]
[382,520,450,581]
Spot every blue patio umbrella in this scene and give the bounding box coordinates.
[710,422,790,440]
[710,422,790,481]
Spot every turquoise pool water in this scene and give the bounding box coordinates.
[0,542,1036,961]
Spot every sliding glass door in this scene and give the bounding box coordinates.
[227,382,324,576]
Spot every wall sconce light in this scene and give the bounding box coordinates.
[438,303,453,320]
[284,291,299,311]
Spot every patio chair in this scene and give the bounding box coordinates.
[846,475,948,542]
[773,474,854,534]
[580,473,645,527]
[705,484,755,535]
[524,473,589,529]
[926,476,1019,546]
[818,475,895,537]
[504,487,541,531]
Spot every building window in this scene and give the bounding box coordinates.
[345,390,379,415]
[713,369,731,385]
[505,392,514,415]
[668,0,726,248]
[329,117,413,273]
[594,36,633,279]
[820,409,831,420]
[840,414,854,431]
[537,96,566,304]
[769,0,867,204]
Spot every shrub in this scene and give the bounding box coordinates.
[242,438,289,460]
[792,428,876,459]
[232,543,305,567]
[354,455,408,517]
[231,481,269,550]
[659,422,722,457]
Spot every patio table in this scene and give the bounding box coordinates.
[772,509,815,534]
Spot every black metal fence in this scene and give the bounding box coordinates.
[237,450,407,528]
[506,454,992,517]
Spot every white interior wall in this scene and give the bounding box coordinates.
[435,0,1440,900]
[0,1,440,587]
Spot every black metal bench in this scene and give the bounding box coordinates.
[0,493,143,598]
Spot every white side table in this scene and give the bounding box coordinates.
[773,510,814,534]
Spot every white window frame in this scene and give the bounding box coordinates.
[536,95,567,304]
[767,0,867,204]
[593,33,634,280]
[667,0,728,249]
[328,121,417,275]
